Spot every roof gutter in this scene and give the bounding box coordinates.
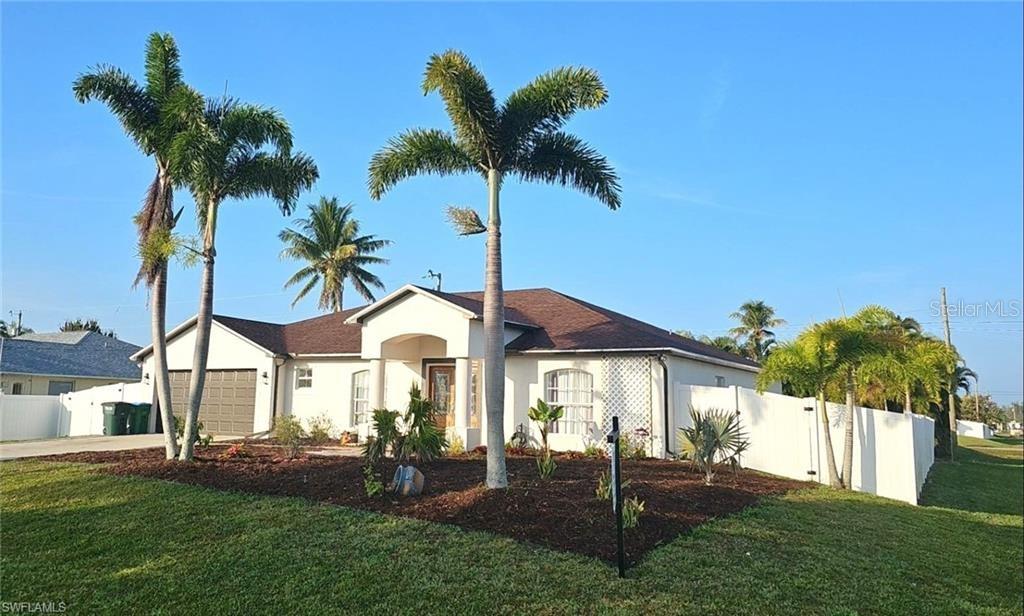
[513,347,760,373]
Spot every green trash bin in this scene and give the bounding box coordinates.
[101,402,131,436]
[127,403,152,435]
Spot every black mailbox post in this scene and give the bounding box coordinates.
[606,415,626,578]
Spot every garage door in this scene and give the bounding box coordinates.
[169,370,256,436]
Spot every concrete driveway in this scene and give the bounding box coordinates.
[0,434,216,460]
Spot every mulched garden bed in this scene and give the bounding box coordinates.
[42,445,806,565]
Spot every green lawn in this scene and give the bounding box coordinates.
[2,439,1021,615]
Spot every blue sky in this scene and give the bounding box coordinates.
[2,2,1022,403]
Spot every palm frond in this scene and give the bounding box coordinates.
[499,66,608,156]
[72,67,156,151]
[368,129,477,200]
[514,132,621,209]
[422,50,499,159]
[144,33,183,103]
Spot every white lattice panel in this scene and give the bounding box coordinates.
[601,355,653,454]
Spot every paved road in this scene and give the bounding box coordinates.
[0,434,226,460]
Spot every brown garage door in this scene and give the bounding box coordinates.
[169,370,256,436]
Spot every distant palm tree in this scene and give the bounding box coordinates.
[0,320,32,338]
[729,300,786,362]
[73,33,202,459]
[173,96,318,461]
[368,51,620,488]
[699,335,743,356]
[280,197,390,312]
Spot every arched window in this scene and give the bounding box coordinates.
[545,369,594,435]
[351,370,370,425]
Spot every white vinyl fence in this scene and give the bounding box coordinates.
[672,385,935,505]
[0,394,63,441]
[956,419,993,440]
[0,382,151,441]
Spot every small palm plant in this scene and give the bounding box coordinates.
[677,407,750,486]
[527,399,564,454]
[528,399,563,479]
[399,385,448,464]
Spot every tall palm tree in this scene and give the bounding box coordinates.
[368,51,620,488]
[172,96,318,461]
[73,33,202,459]
[279,197,391,312]
[729,300,786,362]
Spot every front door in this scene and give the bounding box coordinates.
[427,365,455,429]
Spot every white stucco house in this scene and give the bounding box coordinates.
[133,284,768,456]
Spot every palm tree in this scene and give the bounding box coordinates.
[368,51,620,488]
[279,197,390,312]
[729,300,786,362]
[73,33,202,459]
[699,335,743,356]
[173,96,318,461]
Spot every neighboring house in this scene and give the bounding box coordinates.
[133,285,770,455]
[0,331,142,395]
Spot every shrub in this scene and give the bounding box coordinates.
[618,432,648,460]
[362,464,384,498]
[447,434,465,456]
[536,451,557,479]
[677,407,750,486]
[471,445,487,456]
[398,385,447,464]
[199,434,213,447]
[595,470,632,500]
[583,442,607,459]
[339,431,357,446]
[275,415,305,459]
[307,413,335,445]
[527,399,564,454]
[622,496,645,529]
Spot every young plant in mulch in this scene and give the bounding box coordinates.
[447,433,465,456]
[398,385,447,465]
[595,470,631,500]
[582,442,607,459]
[528,399,564,480]
[275,415,306,460]
[677,407,750,486]
[362,463,385,498]
[622,496,645,529]
[218,443,249,460]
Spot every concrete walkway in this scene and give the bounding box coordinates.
[0,434,217,460]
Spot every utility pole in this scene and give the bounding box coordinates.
[940,287,957,458]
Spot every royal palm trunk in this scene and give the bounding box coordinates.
[818,390,842,488]
[151,170,179,460]
[180,201,218,461]
[842,367,856,488]
[151,261,178,459]
[484,169,508,489]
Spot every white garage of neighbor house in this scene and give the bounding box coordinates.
[133,284,768,456]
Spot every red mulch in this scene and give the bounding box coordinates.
[41,445,805,565]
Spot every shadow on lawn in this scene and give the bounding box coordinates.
[920,446,1023,517]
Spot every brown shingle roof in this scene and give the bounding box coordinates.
[208,287,757,368]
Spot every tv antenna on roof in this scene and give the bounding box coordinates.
[424,270,442,292]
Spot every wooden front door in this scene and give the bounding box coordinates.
[427,365,455,429]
